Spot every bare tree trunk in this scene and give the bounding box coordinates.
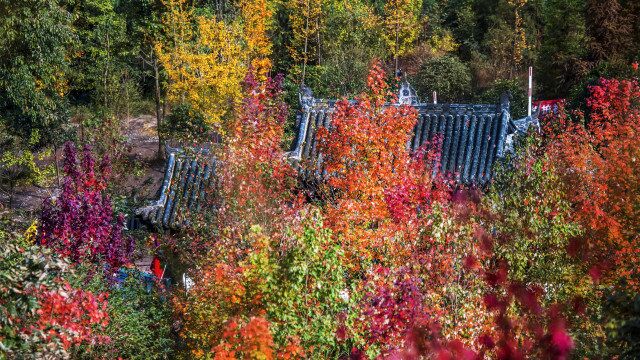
[8,181,15,209]
[395,16,400,74]
[316,17,321,65]
[301,0,311,85]
[53,143,60,187]
[124,71,130,120]
[153,56,165,160]
[104,32,111,109]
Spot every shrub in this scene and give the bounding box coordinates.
[0,129,54,207]
[72,268,175,360]
[159,104,211,144]
[413,55,472,102]
[604,292,640,358]
[176,216,348,359]
[255,216,350,356]
[477,78,528,118]
[487,135,585,300]
[39,142,134,269]
[0,239,109,359]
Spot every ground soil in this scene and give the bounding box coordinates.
[0,114,166,214]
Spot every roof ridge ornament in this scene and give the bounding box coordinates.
[500,91,511,112]
[397,72,419,105]
[299,82,315,109]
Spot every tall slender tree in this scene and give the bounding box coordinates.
[118,0,166,158]
[286,0,324,84]
[382,0,420,73]
[155,0,245,133]
[68,0,130,112]
[238,0,273,81]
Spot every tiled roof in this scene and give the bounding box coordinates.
[289,81,536,185]
[136,81,537,231]
[135,146,216,230]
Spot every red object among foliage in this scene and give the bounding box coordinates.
[151,256,163,278]
[533,99,565,116]
[34,283,110,350]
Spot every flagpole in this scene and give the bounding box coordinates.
[528,66,533,117]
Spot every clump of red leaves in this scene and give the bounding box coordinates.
[39,142,134,269]
[215,70,300,246]
[34,283,110,350]
[212,317,275,360]
[546,77,640,289]
[387,236,576,360]
[356,266,425,355]
[317,60,449,267]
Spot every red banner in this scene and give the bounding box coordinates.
[533,99,564,115]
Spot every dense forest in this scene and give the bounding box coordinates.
[1,0,639,359]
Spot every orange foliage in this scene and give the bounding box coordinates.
[238,0,273,81]
[216,71,300,242]
[212,317,275,360]
[317,60,448,266]
[545,77,640,289]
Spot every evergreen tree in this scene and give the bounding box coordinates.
[586,0,633,62]
[537,0,588,97]
[0,0,74,146]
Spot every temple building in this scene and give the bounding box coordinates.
[289,80,537,186]
[136,81,537,230]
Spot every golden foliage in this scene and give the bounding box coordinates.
[286,0,324,66]
[507,0,528,66]
[382,0,420,61]
[156,0,246,133]
[429,31,459,55]
[238,0,273,81]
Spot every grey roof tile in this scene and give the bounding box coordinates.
[136,146,216,230]
[289,86,536,186]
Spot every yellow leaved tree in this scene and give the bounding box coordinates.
[238,0,273,81]
[156,0,245,134]
[287,0,324,83]
[507,0,528,67]
[383,0,421,73]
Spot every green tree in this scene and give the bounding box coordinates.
[537,0,588,97]
[0,0,74,147]
[413,55,472,102]
[117,0,166,158]
[321,0,385,97]
[69,0,134,116]
[487,136,585,299]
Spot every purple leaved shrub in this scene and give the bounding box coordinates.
[39,142,133,269]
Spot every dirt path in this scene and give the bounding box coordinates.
[1,114,166,212]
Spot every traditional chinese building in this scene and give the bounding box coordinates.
[137,81,537,230]
[289,80,537,186]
